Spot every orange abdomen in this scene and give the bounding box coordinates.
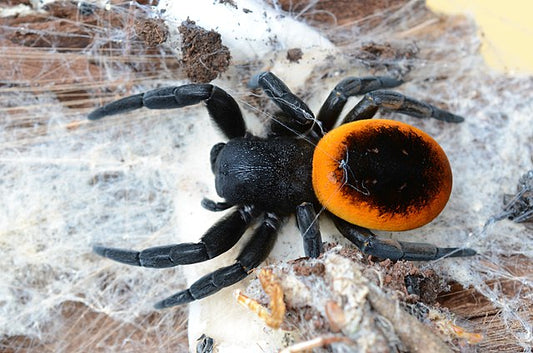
[312,119,453,231]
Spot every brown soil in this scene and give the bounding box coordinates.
[178,19,232,83]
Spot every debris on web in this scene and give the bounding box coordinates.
[239,246,483,352]
[234,268,286,329]
[178,19,231,83]
[501,170,533,224]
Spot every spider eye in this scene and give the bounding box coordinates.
[312,119,453,231]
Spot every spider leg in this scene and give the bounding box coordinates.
[317,76,403,132]
[93,205,259,268]
[249,72,315,133]
[342,90,464,124]
[88,84,246,139]
[154,212,283,308]
[296,202,323,258]
[332,216,476,261]
[201,197,234,212]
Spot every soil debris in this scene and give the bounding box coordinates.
[178,19,232,83]
[287,48,303,63]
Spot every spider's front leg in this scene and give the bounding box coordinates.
[249,71,316,134]
[88,83,246,139]
[155,212,284,308]
[333,216,476,261]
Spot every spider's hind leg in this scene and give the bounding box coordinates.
[296,202,323,258]
[93,205,259,268]
[333,216,476,261]
[88,84,246,139]
[342,90,464,124]
[155,212,283,308]
[317,76,403,132]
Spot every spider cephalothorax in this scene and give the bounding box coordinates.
[89,72,475,308]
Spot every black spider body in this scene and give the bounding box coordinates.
[213,136,316,214]
[89,72,476,308]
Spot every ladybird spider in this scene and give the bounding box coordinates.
[89,72,476,308]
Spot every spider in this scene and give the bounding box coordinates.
[89,71,476,309]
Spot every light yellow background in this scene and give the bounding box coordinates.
[428,0,533,74]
